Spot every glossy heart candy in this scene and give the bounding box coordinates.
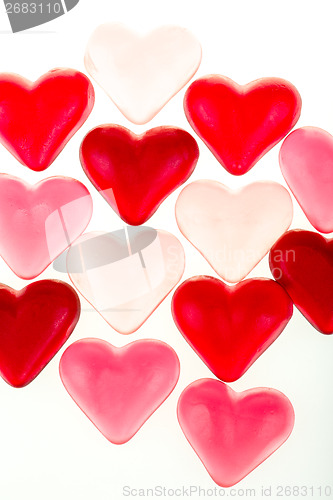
[85,24,202,124]
[184,75,301,175]
[0,68,94,171]
[175,180,293,282]
[60,338,180,444]
[178,379,295,487]
[80,125,199,225]
[0,280,80,388]
[172,276,293,382]
[67,228,185,334]
[269,230,333,334]
[280,127,333,233]
[0,174,92,279]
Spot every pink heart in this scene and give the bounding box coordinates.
[280,127,333,233]
[0,175,92,279]
[178,379,295,487]
[84,24,202,124]
[59,338,180,444]
[175,180,293,282]
[67,228,185,334]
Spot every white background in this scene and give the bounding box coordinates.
[0,1,332,499]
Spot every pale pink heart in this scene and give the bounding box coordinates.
[84,24,202,124]
[60,338,180,444]
[280,126,333,233]
[0,175,92,279]
[66,228,185,334]
[178,378,295,487]
[175,180,293,283]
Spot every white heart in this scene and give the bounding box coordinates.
[84,23,202,124]
[175,180,293,283]
[67,227,185,334]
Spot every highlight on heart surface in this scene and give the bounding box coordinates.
[59,338,180,444]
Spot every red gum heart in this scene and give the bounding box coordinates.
[80,124,199,225]
[0,68,95,171]
[172,276,293,382]
[269,230,333,334]
[184,75,301,175]
[0,280,80,388]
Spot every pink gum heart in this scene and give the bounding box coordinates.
[60,338,180,444]
[178,378,295,487]
[0,174,92,279]
[280,126,333,233]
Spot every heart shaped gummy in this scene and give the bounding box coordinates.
[0,174,92,279]
[184,75,301,175]
[175,180,293,282]
[85,24,201,124]
[0,280,80,388]
[178,378,295,487]
[0,68,94,171]
[67,228,185,334]
[280,127,333,233]
[172,276,293,382]
[60,338,180,444]
[80,125,199,225]
[269,230,333,334]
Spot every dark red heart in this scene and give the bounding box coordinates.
[0,280,80,387]
[184,75,302,175]
[269,230,333,334]
[0,68,95,171]
[171,276,293,382]
[80,125,199,225]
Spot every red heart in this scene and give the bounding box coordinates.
[0,68,95,171]
[269,230,333,334]
[0,280,80,388]
[80,125,199,225]
[184,75,301,175]
[172,276,293,381]
[178,378,295,487]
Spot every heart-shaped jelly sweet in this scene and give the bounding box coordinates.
[0,174,92,279]
[175,180,293,282]
[0,68,94,171]
[178,378,295,487]
[0,280,80,388]
[60,338,180,444]
[80,125,199,225]
[172,276,293,382]
[269,229,333,334]
[184,75,301,175]
[67,227,185,334]
[85,24,201,124]
[280,127,333,233]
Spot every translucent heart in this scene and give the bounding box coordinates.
[0,175,92,279]
[67,227,185,334]
[280,127,333,233]
[60,338,180,444]
[175,180,293,283]
[84,23,202,124]
[178,378,295,487]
